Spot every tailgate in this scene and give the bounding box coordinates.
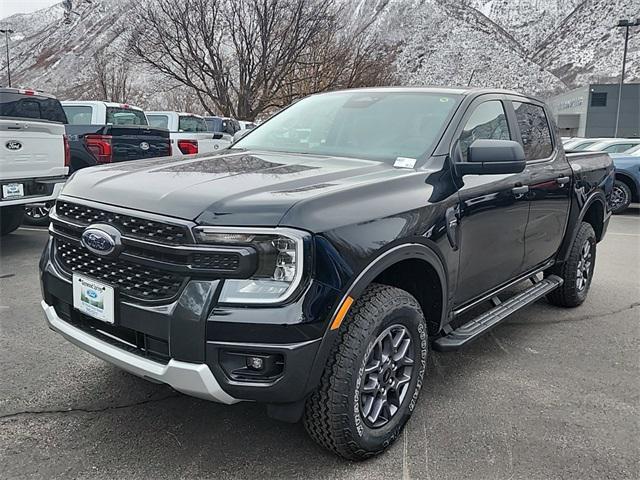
[189,132,231,154]
[109,126,171,162]
[0,119,66,180]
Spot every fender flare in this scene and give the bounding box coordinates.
[302,242,448,398]
[558,191,607,262]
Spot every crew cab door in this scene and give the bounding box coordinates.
[452,97,530,305]
[509,99,571,270]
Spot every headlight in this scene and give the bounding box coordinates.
[193,227,307,304]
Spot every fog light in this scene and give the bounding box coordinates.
[246,356,265,371]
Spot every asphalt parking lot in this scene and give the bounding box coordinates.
[1,208,638,480]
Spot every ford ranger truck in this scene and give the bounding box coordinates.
[40,88,614,460]
[0,88,69,235]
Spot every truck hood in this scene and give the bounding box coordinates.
[61,150,415,226]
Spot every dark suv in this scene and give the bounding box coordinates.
[40,88,613,460]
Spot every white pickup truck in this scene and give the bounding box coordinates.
[0,88,68,236]
[146,111,230,156]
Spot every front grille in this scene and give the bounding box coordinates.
[191,252,241,270]
[55,201,189,245]
[56,239,185,301]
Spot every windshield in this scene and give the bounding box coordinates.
[234,91,461,162]
[106,107,148,126]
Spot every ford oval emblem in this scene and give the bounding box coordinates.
[6,141,22,151]
[81,225,121,257]
[140,141,150,151]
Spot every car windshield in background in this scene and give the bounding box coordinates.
[178,116,208,133]
[234,91,461,162]
[106,107,148,126]
[0,92,67,123]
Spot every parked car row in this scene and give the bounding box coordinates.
[562,136,640,213]
[0,88,255,231]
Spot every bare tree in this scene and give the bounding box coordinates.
[132,0,395,120]
[92,49,135,103]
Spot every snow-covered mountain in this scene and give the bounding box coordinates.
[2,0,639,106]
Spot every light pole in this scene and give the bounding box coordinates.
[614,19,639,138]
[0,28,13,88]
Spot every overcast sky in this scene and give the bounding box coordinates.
[1,0,59,20]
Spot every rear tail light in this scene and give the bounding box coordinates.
[85,134,113,164]
[178,139,198,155]
[63,135,71,167]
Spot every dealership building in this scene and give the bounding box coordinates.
[546,83,640,138]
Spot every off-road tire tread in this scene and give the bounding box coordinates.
[303,283,424,461]
[546,222,596,307]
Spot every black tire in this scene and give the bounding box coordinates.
[303,284,428,461]
[546,222,596,308]
[0,205,25,236]
[610,179,632,214]
[23,202,53,226]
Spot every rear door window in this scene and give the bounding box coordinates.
[0,92,67,123]
[513,102,553,160]
[63,105,93,124]
[459,100,510,160]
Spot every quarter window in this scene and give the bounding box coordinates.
[513,102,553,161]
[459,101,510,160]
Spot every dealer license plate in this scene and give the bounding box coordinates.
[2,183,24,199]
[72,274,115,324]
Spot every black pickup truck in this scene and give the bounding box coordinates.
[40,88,613,460]
[24,102,171,225]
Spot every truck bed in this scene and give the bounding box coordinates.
[66,124,172,173]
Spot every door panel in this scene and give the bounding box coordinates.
[452,98,529,306]
[456,173,529,305]
[511,101,571,270]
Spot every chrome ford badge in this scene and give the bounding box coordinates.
[140,141,150,151]
[80,225,122,257]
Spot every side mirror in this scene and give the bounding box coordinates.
[456,139,526,176]
[233,129,250,143]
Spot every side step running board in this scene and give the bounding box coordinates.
[433,275,563,351]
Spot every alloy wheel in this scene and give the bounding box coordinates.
[359,324,415,428]
[576,239,593,292]
[610,184,629,211]
[25,203,52,220]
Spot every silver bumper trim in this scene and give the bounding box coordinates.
[41,300,239,405]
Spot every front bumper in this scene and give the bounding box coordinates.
[40,238,340,404]
[42,300,238,404]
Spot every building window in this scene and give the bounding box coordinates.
[591,92,607,107]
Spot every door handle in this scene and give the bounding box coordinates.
[512,185,529,195]
[556,176,570,185]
